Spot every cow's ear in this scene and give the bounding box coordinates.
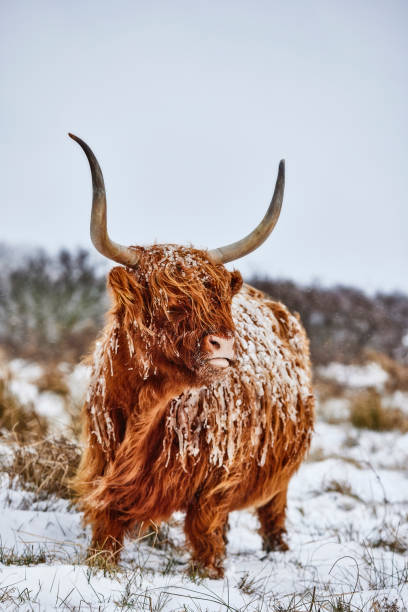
[230,270,243,295]
[108,266,143,309]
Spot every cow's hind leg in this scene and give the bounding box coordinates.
[257,486,289,552]
[185,495,229,579]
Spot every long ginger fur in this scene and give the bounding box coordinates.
[73,245,314,577]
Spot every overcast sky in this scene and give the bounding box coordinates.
[1,1,407,293]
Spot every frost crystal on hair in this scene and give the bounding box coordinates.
[133,244,212,285]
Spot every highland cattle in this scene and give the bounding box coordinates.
[69,133,315,577]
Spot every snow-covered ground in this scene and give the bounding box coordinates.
[0,360,407,610]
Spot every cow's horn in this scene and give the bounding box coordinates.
[208,160,285,264]
[69,133,139,267]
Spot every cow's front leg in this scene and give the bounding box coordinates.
[87,511,125,568]
[257,486,289,552]
[185,495,229,579]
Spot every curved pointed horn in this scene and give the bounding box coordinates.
[208,160,285,264]
[68,133,139,267]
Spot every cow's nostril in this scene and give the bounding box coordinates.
[203,334,234,359]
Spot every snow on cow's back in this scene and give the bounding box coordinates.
[233,283,313,413]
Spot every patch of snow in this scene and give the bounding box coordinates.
[8,359,43,382]
[35,392,70,429]
[8,378,38,405]
[318,361,388,389]
[65,363,91,406]
[318,397,350,421]
[3,359,43,406]
[387,390,408,415]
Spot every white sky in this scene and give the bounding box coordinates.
[1,0,407,293]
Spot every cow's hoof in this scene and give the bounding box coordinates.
[189,562,224,580]
[262,533,289,553]
[86,548,119,573]
[205,564,225,579]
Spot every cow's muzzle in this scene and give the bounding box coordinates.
[202,335,235,369]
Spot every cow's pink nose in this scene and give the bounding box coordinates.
[202,335,235,368]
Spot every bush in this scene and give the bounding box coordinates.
[350,389,408,432]
[0,247,107,362]
[250,277,408,366]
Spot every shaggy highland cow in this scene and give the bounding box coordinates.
[70,134,315,578]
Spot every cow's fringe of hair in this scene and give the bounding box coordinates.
[111,245,242,338]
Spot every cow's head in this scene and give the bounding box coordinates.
[69,134,284,385]
[107,245,242,384]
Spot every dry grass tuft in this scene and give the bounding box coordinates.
[365,350,408,392]
[137,523,174,551]
[0,379,48,441]
[371,597,402,612]
[237,572,260,595]
[85,547,122,577]
[369,531,407,555]
[323,479,362,502]
[350,389,408,432]
[5,437,81,501]
[0,544,48,566]
[34,366,69,396]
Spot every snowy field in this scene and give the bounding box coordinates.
[0,360,407,611]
